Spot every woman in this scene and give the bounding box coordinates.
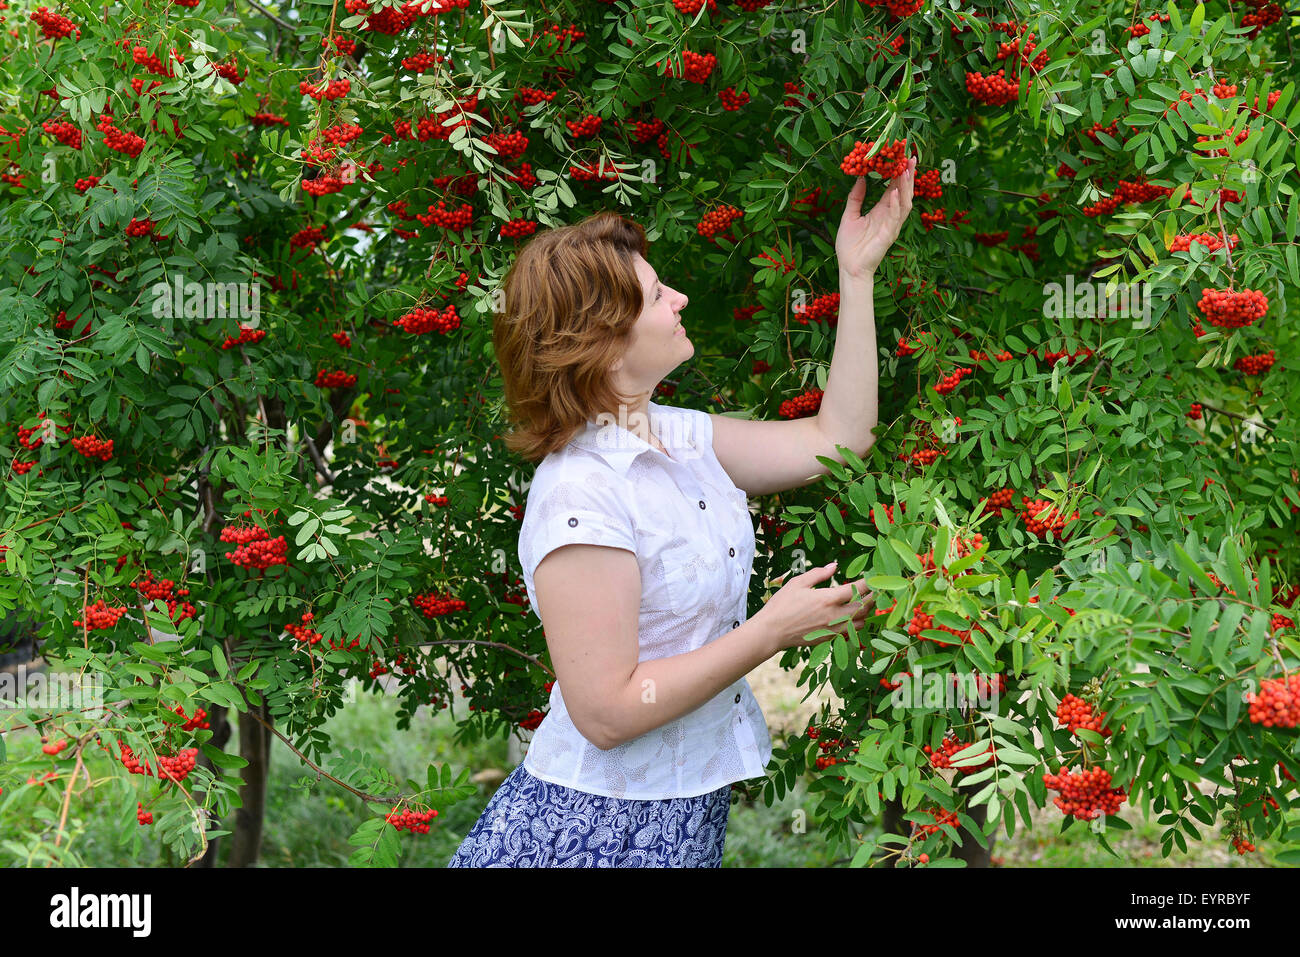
[447,159,917,867]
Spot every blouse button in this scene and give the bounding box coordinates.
[732,620,740,629]
[698,500,706,510]
[734,693,741,704]
[729,547,735,557]
[567,517,578,527]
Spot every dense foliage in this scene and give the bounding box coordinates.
[0,0,1297,866]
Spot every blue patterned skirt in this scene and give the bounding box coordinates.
[445,762,733,868]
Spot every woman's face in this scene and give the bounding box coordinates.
[609,253,691,396]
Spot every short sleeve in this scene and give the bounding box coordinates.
[519,464,637,588]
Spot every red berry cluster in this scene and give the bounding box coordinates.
[67,435,113,461]
[966,69,1025,106]
[896,330,934,356]
[1271,614,1294,633]
[136,802,153,826]
[1233,350,1275,376]
[424,493,449,507]
[570,160,621,182]
[315,369,358,388]
[673,0,720,14]
[1232,836,1256,854]
[1042,766,1127,820]
[924,736,995,774]
[1195,126,1253,158]
[290,225,327,251]
[118,741,152,776]
[221,325,267,349]
[917,532,984,575]
[220,516,289,570]
[658,50,717,83]
[30,6,79,40]
[778,388,822,419]
[751,360,770,375]
[1169,231,1238,253]
[129,44,179,78]
[793,292,839,326]
[74,176,100,192]
[1020,496,1080,541]
[933,367,974,395]
[1080,178,1174,217]
[529,23,586,53]
[394,304,460,334]
[907,607,973,646]
[915,806,961,836]
[519,709,546,730]
[913,168,942,199]
[286,612,324,647]
[302,172,347,196]
[1245,674,1300,728]
[96,109,145,156]
[484,129,528,159]
[133,570,194,622]
[300,78,351,100]
[500,218,537,238]
[697,205,744,242]
[173,705,210,732]
[42,119,82,150]
[718,87,750,111]
[1056,693,1112,739]
[981,487,1017,516]
[1197,288,1269,328]
[42,738,69,755]
[125,217,157,237]
[386,807,438,833]
[412,592,467,618]
[839,139,909,179]
[250,112,290,127]
[868,501,906,525]
[896,417,961,468]
[419,201,473,231]
[157,748,198,783]
[565,113,602,138]
[401,51,445,73]
[1187,403,1204,420]
[332,331,351,349]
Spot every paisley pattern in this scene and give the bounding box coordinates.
[445,763,732,868]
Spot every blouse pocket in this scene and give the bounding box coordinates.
[659,551,713,619]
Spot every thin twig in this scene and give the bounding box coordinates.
[241,0,294,30]
[302,435,337,485]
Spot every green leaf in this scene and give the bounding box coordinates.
[211,642,228,678]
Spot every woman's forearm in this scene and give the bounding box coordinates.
[815,270,879,457]
[593,616,780,750]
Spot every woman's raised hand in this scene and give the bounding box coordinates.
[835,156,917,280]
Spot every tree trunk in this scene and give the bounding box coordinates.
[879,784,996,867]
[225,702,272,867]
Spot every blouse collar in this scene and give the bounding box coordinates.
[570,401,700,476]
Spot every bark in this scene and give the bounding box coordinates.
[225,702,272,867]
[879,782,996,867]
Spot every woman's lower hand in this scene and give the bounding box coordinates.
[757,560,876,653]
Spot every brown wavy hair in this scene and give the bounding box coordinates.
[493,210,649,463]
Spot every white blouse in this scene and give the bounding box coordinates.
[517,400,772,799]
